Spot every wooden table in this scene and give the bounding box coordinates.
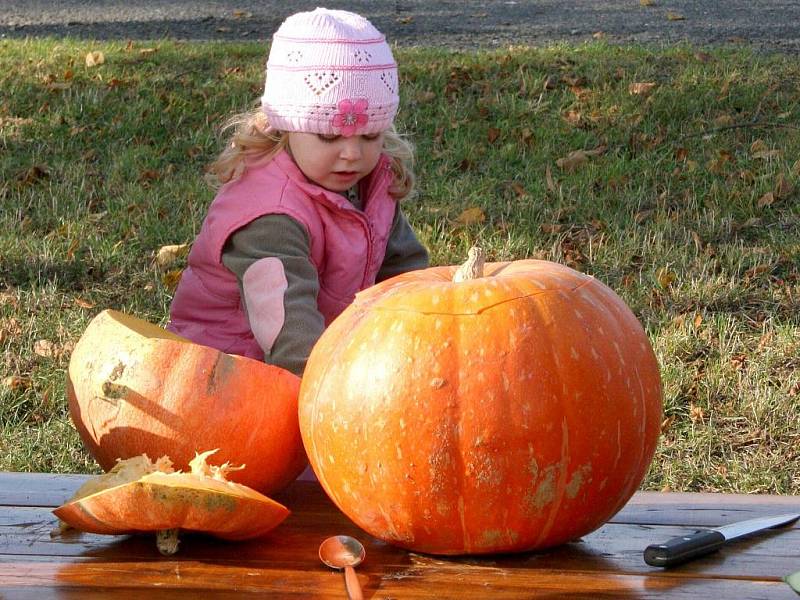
[1,472,798,599]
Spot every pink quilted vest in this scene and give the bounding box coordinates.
[167,149,398,359]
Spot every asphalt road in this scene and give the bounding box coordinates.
[2,1,800,53]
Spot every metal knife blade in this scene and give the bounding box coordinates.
[644,512,799,568]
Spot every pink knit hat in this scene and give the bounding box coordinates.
[261,8,399,137]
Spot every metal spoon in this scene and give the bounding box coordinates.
[319,535,366,600]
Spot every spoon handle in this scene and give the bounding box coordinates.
[344,565,363,600]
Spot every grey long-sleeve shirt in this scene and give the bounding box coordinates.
[221,203,428,376]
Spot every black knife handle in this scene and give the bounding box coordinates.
[644,530,726,567]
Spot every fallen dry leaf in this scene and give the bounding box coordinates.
[510,182,527,198]
[139,169,160,184]
[557,151,588,172]
[713,114,735,127]
[85,51,105,67]
[0,317,21,336]
[74,297,95,309]
[161,269,184,291]
[775,173,794,199]
[629,82,657,96]
[607,175,629,192]
[33,339,58,358]
[756,331,774,352]
[731,353,748,370]
[706,152,731,174]
[660,416,676,434]
[757,191,776,208]
[155,243,191,268]
[656,267,677,289]
[3,375,32,391]
[545,164,557,192]
[745,265,771,280]
[689,402,705,423]
[556,145,606,172]
[454,207,486,227]
[561,74,586,87]
[750,139,768,154]
[563,109,582,126]
[738,169,756,185]
[487,128,501,144]
[17,165,49,185]
[65,238,80,261]
[753,148,782,160]
[740,217,762,229]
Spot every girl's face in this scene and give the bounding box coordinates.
[287,131,385,192]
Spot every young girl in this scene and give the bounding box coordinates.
[167,8,429,376]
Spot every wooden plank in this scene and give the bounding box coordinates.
[3,471,799,524]
[3,472,799,524]
[0,557,796,599]
[615,491,800,527]
[2,505,797,580]
[0,473,89,508]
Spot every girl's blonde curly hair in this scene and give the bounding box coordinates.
[206,107,416,201]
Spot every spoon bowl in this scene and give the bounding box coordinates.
[319,535,365,600]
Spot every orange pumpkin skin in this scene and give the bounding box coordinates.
[299,259,663,555]
[67,310,307,495]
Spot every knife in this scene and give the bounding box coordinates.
[644,512,800,567]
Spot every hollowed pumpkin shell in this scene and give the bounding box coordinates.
[67,309,306,494]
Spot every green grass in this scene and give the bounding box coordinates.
[1,38,798,493]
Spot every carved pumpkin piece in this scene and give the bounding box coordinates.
[54,450,290,554]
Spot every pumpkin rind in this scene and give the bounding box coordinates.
[67,310,307,494]
[299,259,663,555]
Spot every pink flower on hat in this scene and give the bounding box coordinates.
[332,99,369,137]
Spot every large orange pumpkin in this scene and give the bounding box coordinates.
[67,310,306,495]
[299,249,662,555]
[54,450,290,554]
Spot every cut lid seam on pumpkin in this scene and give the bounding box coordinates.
[369,282,598,316]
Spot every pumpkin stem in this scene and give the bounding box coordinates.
[453,246,485,282]
[156,528,181,555]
